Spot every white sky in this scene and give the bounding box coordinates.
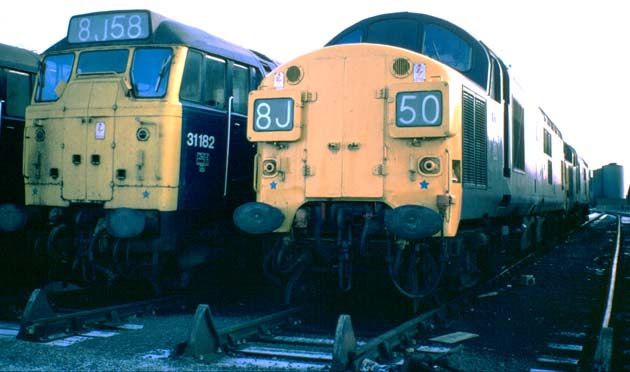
[2,0,628,191]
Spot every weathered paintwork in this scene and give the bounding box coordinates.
[247,44,464,236]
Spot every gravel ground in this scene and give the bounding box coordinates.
[0,304,321,372]
[1,313,195,371]
[439,215,615,371]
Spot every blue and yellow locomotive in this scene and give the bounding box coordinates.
[234,12,590,302]
[23,10,276,286]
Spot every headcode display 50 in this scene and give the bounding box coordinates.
[68,11,151,43]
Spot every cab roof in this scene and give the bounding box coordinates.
[44,9,274,71]
[326,12,491,89]
[0,43,40,73]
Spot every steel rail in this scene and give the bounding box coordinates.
[181,305,304,360]
[17,288,182,341]
[592,215,622,371]
[336,215,601,371]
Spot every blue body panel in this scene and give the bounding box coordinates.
[178,103,256,212]
[178,103,228,210]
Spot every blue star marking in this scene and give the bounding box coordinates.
[419,180,429,189]
[142,190,150,198]
[270,181,278,190]
[32,188,38,195]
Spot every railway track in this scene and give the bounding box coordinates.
[519,213,630,372]
[1,213,618,372]
[427,212,625,372]
[594,213,630,371]
[519,214,613,371]
[175,231,570,371]
[169,214,614,371]
[177,302,456,371]
[1,288,186,342]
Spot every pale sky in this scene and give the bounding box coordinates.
[2,0,628,191]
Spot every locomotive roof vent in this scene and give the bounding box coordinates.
[286,65,303,84]
[392,57,411,78]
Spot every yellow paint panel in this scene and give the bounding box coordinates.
[25,184,68,207]
[304,57,345,198]
[60,80,119,202]
[61,116,89,200]
[341,56,385,198]
[110,106,182,210]
[303,54,385,198]
[62,81,90,114]
[59,81,93,201]
[86,82,118,201]
[105,186,178,211]
[85,117,115,201]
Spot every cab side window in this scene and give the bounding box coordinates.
[204,56,226,109]
[512,99,525,171]
[253,69,263,91]
[232,64,249,114]
[180,51,202,102]
[5,70,32,118]
[489,56,502,103]
[543,129,552,157]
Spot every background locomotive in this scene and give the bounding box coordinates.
[0,43,39,233]
[234,12,590,303]
[0,43,40,292]
[23,9,276,288]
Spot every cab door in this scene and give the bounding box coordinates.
[85,81,117,201]
[177,52,229,210]
[305,56,384,198]
[304,57,344,198]
[341,56,385,198]
[223,63,255,206]
[61,80,117,202]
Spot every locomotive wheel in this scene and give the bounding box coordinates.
[46,224,74,265]
[44,224,80,282]
[389,241,442,299]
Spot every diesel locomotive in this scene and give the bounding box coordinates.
[0,43,39,233]
[0,43,40,292]
[234,12,590,302]
[23,9,276,287]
